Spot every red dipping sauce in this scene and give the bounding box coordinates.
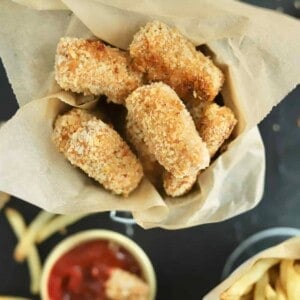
[48,240,142,300]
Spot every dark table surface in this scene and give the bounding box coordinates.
[0,1,299,299]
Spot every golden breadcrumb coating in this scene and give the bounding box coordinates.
[127,116,196,197]
[125,82,210,178]
[52,108,93,153]
[105,268,149,300]
[126,117,163,187]
[127,117,196,196]
[52,108,143,196]
[129,20,224,103]
[0,192,10,210]
[197,103,237,157]
[163,171,197,197]
[55,37,142,104]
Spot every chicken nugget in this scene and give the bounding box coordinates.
[197,103,237,157]
[53,108,143,196]
[52,108,93,153]
[126,117,163,187]
[163,171,197,197]
[55,37,142,104]
[125,82,210,178]
[129,21,224,103]
[127,116,197,196]
[105,268,149,300]
[127,117,196,196]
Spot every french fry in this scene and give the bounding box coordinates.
[14,211,53,262]
[5,208,42,295]
[5,208,26,238]
[221,258,280,299]
[279,259,290,294]
[0,192,10,210]
[275,279,287,300]
[285,260,300,300]
[254,271,269,300]
[36,213,90,243]
[265,284,277,300]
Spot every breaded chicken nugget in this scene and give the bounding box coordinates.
[105,268,149,300]
[125,82,210,178]
[127,110,197,196]
[126,118,163,187]
[129,21,224,102]
[163,171,197,197]
[197,103,237,157]
[55,37,142,104]
[163,102,237,195]
[53,108,143,196]
[52,108,93,153]
[127,117,195,196]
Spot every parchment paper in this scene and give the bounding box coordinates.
[204,237,300,299]
[0,0,299,229]
[11,0,67,10]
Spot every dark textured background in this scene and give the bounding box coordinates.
[0,1,299,299]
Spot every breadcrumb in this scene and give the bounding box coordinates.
[105,268,149,300]
[52,108,143,196]
[55,37,142,104]
[197,103,237,157]
[125,82,210,178]
[163,171,197,197]
[129,20,224,102]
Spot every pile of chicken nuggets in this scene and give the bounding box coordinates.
[52,20,237,198]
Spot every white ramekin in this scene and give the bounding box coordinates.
[41,229,156,300]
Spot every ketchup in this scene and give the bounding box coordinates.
[48,240,142,300]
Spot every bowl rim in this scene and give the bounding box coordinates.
[40,229,156,300]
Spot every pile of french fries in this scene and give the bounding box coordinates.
[0,199,89,299]
[221,258,300,300]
